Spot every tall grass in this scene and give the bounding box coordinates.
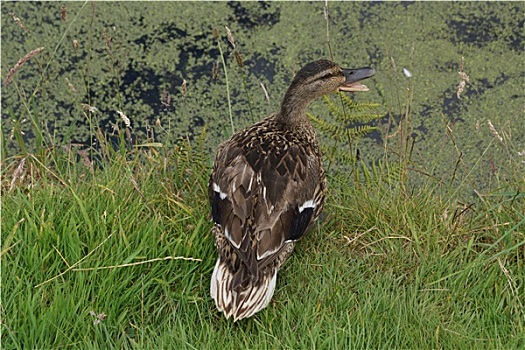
[2,3,524,349]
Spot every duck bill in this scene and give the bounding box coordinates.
[339,67,375,92]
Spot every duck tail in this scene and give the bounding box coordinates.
[210,257,277,322]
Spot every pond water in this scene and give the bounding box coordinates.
[1,2,523,193]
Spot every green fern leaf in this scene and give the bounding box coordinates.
[310,92,384,169]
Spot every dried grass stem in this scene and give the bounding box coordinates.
[3,47,45,86]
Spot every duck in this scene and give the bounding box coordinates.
[209,59,375,321]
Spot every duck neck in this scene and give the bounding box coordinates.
[276,88,315,127]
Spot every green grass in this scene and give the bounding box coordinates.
[2,133,524,349]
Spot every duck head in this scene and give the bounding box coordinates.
[280,60,375,121]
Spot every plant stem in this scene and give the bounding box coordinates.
[216,39,235,135]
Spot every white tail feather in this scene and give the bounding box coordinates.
[210,258,277,321]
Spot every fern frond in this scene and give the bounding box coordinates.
[344,125,377,140]
[308,114,377,142]
[321,93,383,124]
[337,92,381,112]
[322,95,346,121]
[336,112,384,124]
[312,92,384,169]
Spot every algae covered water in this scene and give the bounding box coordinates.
[2,2,523,193]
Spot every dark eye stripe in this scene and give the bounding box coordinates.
[314,72,334,82]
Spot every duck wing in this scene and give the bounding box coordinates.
[209,126,325,277]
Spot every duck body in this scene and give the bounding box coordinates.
[209,60,374,321]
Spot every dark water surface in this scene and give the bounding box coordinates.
[2,2,523,192]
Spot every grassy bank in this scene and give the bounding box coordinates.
[2,127,524,348]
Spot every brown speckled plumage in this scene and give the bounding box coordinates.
[209,60,374,321]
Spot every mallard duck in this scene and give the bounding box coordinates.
[209,59,375,321]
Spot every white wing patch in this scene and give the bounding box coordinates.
[298,199,316,213]
[213,182,228,200]
[210,258,221,300]
[224,227,240,249]
[247,175,254,192]
[263,272,277,308]
[257,243,281,261]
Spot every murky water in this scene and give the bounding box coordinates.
[2,2,523,192]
